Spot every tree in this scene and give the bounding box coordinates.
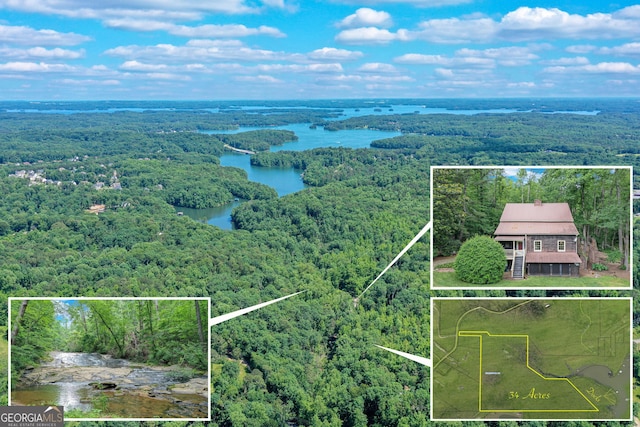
[454,235,506,284]
[10,300,28,345]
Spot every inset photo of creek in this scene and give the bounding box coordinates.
[9,298,210,420]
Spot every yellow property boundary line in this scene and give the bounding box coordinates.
[458,331,600,413]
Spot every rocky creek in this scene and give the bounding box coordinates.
[12,351,208,419]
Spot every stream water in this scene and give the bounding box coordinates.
[12,351,208,419]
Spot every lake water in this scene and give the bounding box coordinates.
[186,124,401,229]
[189,106,599,229]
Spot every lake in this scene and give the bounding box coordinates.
[184,124,401,229]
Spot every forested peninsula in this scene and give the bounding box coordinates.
[0,99,638,425]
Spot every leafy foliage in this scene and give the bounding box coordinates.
[454,235,507,284]
[0,100,638,425]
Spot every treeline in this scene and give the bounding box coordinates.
[337,112,640,178]
[215,129,298,152]
[251,147,424,187]
[0,110,338,133]
[4,98,640,114]
[9,300,58,382]
[62,300,208,369]
[10,299,208,382]
[0,128,299,164]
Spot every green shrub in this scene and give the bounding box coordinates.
[592,263,609,271]
[454,235,506,284]
[603,249,622,263]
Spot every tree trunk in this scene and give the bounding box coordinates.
[92,307,125,357]
[146,301,156,353]
[11,300,29,345]
[195,301,205,348]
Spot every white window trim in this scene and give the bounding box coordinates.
[557,240,566,252]
[533,240,542,252]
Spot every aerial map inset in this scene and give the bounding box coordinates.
[432,298,631,420]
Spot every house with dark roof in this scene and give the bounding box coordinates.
[494,199,581,278]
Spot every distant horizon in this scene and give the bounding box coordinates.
[2,97,639,103]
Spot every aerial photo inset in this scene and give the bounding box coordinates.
[431,166,632,289]
[431,298,631,421]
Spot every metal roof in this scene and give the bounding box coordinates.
[526,252,582,264]
[494,202,579,236]
[500,202,575,222]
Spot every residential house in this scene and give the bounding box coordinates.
[494,200,581,278]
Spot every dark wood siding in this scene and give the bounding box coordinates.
[526,235,577,253]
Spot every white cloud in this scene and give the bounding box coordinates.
[565,45,597,54]
[103,18,285,38]
[394,53,494,68]
[105,42,296,63]
[544,62,640,74]
[0,0,286,17]
[597,43,640,58]
[0,24,91,46]
[338,8,392,28]
[506,81,536,88]
[145,72,192,81]
[389,6,640,45]
[185,39,244,48]
[335,27,409,45]
[498,7,640,41]
[307,47,363,61]
[56,78,121,86]
[255,63,344,74]
[394,53,446,64]
[234,75,283,83]
[120,60,169,71]
[456,46,539,66]
[332,0,473,7]
[0,47,85,60]
[612,5,640,19]
[307,63,344,73]
[357,62,398,73]
[0,61,80,72]
[541,56,590,66]
[363,74,413,82]
[412,17,498,43]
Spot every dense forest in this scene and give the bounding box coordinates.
[0,99,638,426]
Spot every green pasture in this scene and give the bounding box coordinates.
[432,299,631,420]
[433,271,630,288]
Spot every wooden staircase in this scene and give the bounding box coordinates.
[513,255,524,279]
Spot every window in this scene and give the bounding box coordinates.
[533,240,542,252]
[557,240,566,252]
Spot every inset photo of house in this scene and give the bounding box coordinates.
[431,166,632,289]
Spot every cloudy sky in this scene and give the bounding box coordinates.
[1,0,640,99]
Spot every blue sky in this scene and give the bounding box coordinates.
[1,0,640,100]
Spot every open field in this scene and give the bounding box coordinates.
[432,298,631,420]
